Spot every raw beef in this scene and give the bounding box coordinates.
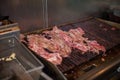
[26,26,106,65]
[27,34,62,65]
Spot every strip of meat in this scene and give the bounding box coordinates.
[86,40,106,54]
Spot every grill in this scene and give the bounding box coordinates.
[55,17,120,73]
[24,17,120,80]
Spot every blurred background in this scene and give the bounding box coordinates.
[0,0,120,32]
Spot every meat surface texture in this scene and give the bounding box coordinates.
[27,34,62,65]
[27,26,106,65]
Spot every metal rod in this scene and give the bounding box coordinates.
[42,0,48,28]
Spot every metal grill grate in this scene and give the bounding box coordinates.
[56,18,120,73]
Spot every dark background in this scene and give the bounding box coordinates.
[0,0,119,32]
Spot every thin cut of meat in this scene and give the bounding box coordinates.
[51,36,71,57]
[42,26,72,57]
[26,26,106,65]
[68,27,105,53]
[43,53,62,65]
[28,34,59,52]
[43,26,73,47]
[27,34,62,65]
[86,40,106,53]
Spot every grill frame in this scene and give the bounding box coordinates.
[23,17,120,80]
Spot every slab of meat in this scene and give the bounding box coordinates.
[53,37,71,57]
[28,34,59,52]
[68,28,86,42]
[43,26,73,46]
[26,26,106,65]
[42,26,72,57]
[27,34,62,65]
[45,26,105,53]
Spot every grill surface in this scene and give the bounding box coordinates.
[25,17,120,80]
[56,17,120,73]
